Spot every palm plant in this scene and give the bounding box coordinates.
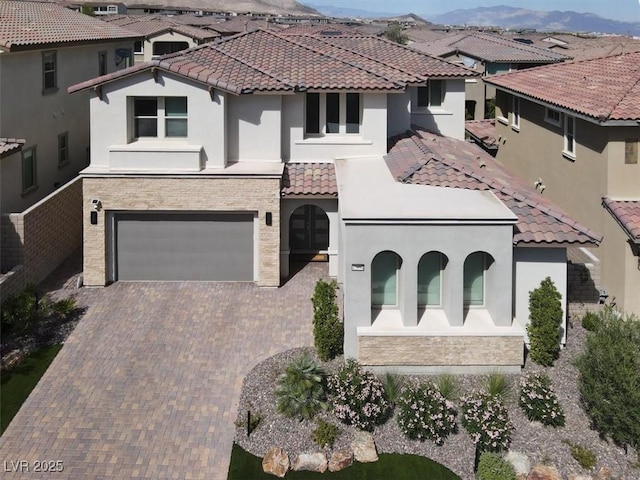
[275,353,327,420]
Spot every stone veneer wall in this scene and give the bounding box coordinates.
[82,176,281,287]
[358,335,524,367]
[0,177,83,301]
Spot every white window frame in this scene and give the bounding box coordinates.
[417,79,444,109]
[134,40,144,54]
[22,146,38,194]
[511,96,520,130]
[563,114,576,160]
[544,107,562,127]
[131,96,188,141]
[42,51,57,94]
[58,132,69,167]
[304,92,361,137]
[495,91,508,125]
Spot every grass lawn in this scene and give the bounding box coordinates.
[1,345,62,434]
[228,443,461,479]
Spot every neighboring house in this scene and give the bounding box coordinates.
[411,32,570,120]
[101,15,219,62]
[0,0,141,216]
[485,52,640,315]
[69,28,599,371]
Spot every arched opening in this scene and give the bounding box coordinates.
[418,251,448,307]
[289,204,329,262]
[463,251,494,308]
[371,251,402,307]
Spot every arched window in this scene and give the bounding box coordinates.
[418,252,446,306]
[464,252,490,306]
[371,251,401,307]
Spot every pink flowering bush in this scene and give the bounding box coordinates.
[519,372,565,427]
[396,381,457,445]
[460,390,512,452]
[328,359,390,431]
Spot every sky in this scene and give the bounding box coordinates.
[307,0,640,23]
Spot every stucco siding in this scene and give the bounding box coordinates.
[410,79,466,140]
[228,95,281,162]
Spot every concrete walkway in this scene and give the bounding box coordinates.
[0,263,324,479]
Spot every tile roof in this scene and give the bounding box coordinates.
[385,129,602,246]
[69,28,476,95]
[0,1,141,51]
[280,24,357,35]
[411,32,570,63]
[281,162,337,197]
[602,198,640,243]
[0,137,25,157]
[102,16,219,41]
[485,51,640,121]
[465,119,498,148]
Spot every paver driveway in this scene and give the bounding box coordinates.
[0,263,326,479]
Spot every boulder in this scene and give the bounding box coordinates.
[597,467,612,480]
[262,447,289,478]
[351,430,378,463]
[527,464,562,480]
[328,449,353,472]
[291,453,327,473]
[505,450,531,479]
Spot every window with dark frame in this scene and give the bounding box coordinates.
[564,114,576,157]
[134,97,158,137]
[345,93,360,134]
[98,51,107,76]
[42,51,57,92]
[22,147,37,193]
[305,93,320,134]
[164,97,188,137]
[512,96,520,129]
[325,93,340,133]
[417,80,443,108]
[58,132,69,166]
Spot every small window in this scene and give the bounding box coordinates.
[305,93,320,135]
[564,114,576,158]
[418,252,444,306]
[417,80,443,108]
[495,91,508,124]
[58,132,69,167]
[42,51,57,93]
[625,139,638,165]
[134,97,158,137]
[345,93,360,134]
[464,252,486,307]
[511,96,520,129]
[134,40,144,54]
[544,107,561,127]
[22,147,38,193]
[372,251,401,307]
[98,51,107,76]
[152,41,189,56]
[165,97,188,137]
[326,93,340,134]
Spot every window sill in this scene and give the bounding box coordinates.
[413,108,453,116]
[511,124,520,132]
[562,150,576,161]
[544,118,561,128]
[496,116,508,125]
[296,136,372,146]
[42,87,58,95]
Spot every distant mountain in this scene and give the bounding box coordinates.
[426,5,640,35]
[83,0,320,16]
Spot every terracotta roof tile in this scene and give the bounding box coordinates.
[281,162,337,196]
[0,137,25,156]
[0,1,140,50]
[603,198,640,242]
[486,51,640,121]
[385,129,602,246]
[465,119,498,148]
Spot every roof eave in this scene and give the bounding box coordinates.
[5,35,143,53]
[602,198,640,245]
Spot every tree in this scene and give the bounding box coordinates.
[311,279,343,361]
[526,277,563,366]
[384,24,409,45]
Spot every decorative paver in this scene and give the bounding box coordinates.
[0,263,325,479]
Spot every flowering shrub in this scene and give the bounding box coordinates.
[328,359,390,431]
[396,381,457,445]
[460,390,512,452]
[519,372,565,427]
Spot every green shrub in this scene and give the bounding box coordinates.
[519,372,565,427]
[311,279,343,361]
[575,308,640,452]
[397,381,457,445]
[461,390,512,453]
[562,439,596,469]
[328,359,390,431]
[275,354,327,420]
[312,418,340,448]
[581,311,600,332]
[526,277,563,366]
[383,24,408,44]
[1,284,40,334]
[436,374,460,402]
[476,452,516,480]
[483,372,512,401]
[380,371,405,406]
[53,296,77,318]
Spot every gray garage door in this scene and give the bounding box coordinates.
[115,213,254,281]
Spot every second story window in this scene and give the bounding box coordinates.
[417,80,443,109]
[511,96,520,130]
[98,51,107,76]
[544,107,561,127]
[22,147,38,193]
[564,114,576,159]
[134,40,144,54]
[132,97,189,140]
[58,132,69,167]
[42,51,57,93]
[305,92,361,136]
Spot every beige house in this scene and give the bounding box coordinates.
[486,52,640,314]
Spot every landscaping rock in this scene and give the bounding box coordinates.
[568,475,593,480]
[291,453,327,473]
[506,450,531,479]
[262,447,289,477]
[328,449,353,472]
[527,464,562,480]
[351,430,378,463]
[1,349,25,370]
[597,467,613,479]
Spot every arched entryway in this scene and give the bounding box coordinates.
[289,204,329,262]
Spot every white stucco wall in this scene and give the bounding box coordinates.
[410,79,466,140]
[142,31,198,63]
[227,94,281,162]
[513,247,568,344]
[88,71,226,169]
[387,91,412,137]
[282,92,388,162]
[0,41,135,213]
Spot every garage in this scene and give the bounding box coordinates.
[113,212,254,281]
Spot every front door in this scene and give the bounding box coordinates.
[290,205,329,254]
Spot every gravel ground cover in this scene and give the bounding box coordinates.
[235,321,639,480]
